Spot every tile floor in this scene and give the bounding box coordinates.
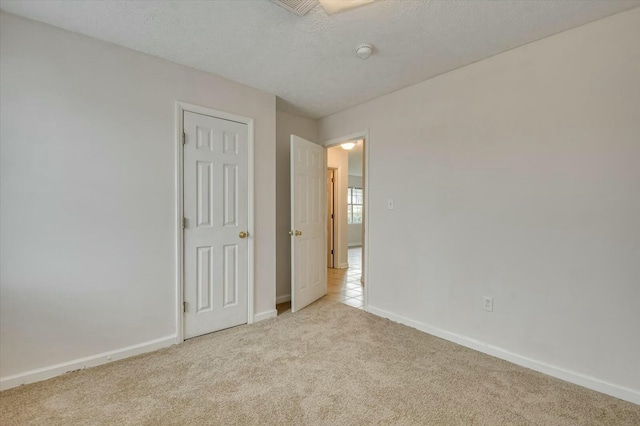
[276,246,364,315]
[324,246,364,309]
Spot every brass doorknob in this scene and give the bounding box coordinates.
[239,231,248,239]
[295,230,302,236]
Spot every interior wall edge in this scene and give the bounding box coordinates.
[253,309,278,323]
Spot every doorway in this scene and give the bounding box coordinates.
[325,137,366,310]
[284,132,369,315]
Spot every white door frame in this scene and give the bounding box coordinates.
[323,130,370,311]
[174,101,254,343]
[327,167,337,269]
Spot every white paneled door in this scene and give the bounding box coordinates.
[290,135,327,312]
[183,111,248,339]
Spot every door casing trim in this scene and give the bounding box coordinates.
[327,167,337,269]
[175,101,255,344]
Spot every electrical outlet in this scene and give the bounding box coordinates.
[483,296,493,312]
[386,198,394,210]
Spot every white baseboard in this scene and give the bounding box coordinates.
[338,262,349,269]
[253,309,277,323]
[276,294,291,304]
[0,334,177,391]
[366,305,640,405]
[348,243,362,247]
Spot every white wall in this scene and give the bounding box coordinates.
[327,146,349,268]
[319,9,640,403]
[348,175,363,247]
[0,13,277,385]
[275,110,318,302]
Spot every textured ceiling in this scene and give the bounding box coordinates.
[1,0,639,119]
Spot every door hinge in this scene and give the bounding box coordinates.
[183,301,187,313]
[331,214,334,219]
[182,132,186,144]
[182,218,187,229]
[331,249,334,254]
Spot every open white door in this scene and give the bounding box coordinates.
[290,135,327,312]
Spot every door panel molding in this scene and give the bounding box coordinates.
[175,101,254,343]
[290,135,328,313]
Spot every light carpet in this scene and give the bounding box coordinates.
[1,299,638,425]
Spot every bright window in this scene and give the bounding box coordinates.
[347,187,363,224]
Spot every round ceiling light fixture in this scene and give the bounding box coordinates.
[341,141,356,150]
[356,44,374,60]
[341,139,362,150]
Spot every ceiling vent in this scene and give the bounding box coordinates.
[270,0,318,16]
